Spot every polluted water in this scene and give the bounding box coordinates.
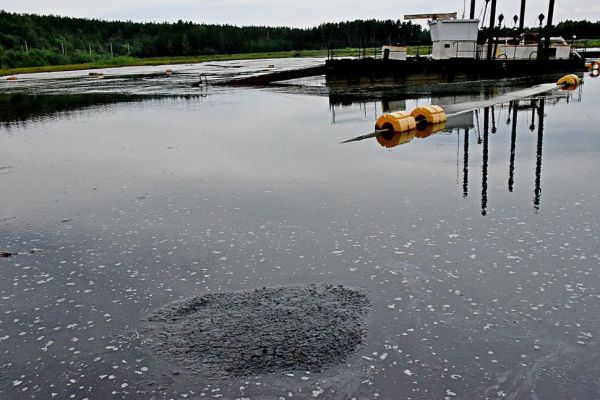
[1,59,600,399]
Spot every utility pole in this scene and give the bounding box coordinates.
[493,14,504,60]
[536,14,545,60]
[543,0,555,60]
[518,0,526,33]
[486,0,497,61]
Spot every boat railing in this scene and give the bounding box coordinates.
[326,41,432,60]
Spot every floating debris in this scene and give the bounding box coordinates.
[0,251,13,258]
[143,284,370,377]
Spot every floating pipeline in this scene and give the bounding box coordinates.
[341,73,583,146]
[375,122,448,149]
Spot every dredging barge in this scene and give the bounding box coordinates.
[325,0,586,86]
[221,0,588,88]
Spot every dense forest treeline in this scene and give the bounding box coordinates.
[0,11,426,68]
[1,10,599,69]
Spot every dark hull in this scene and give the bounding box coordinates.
[325,58,586,86]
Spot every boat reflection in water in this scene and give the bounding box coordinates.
[333,86,582,214]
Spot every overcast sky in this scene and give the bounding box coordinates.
[2,0,599,27]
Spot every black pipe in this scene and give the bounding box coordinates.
[470,0,476,19]
[543,0,555,60]
[519,0,526,32]
[487,0,497,61]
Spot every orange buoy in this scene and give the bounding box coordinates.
[415,121,447,139]
[410,105,447,125]
[376,130,416,148]
[375,111,416,133]
[557,74,580,89]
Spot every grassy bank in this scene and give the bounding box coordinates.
[575,39,600,48]
[0,48,361,77]
[1,47,432,77]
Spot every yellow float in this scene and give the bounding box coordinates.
[556,74,581,89]
[410,105,447,125]
[375,111,416,133]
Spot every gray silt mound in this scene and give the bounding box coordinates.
[143,284,370,378]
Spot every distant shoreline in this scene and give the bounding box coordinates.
[0,46,440,77]
[0,49,348,77]
[3,39,598,77]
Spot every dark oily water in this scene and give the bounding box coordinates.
[0,72,599,399]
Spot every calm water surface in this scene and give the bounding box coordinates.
[1,66,600,399]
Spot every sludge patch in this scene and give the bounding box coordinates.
[143,284,370,378]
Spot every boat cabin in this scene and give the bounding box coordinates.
[428,18,480,59]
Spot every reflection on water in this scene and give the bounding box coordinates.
[334,88,580,213]
[0,73,599,400]
[482,107,490,215]
[0,93,214,129]
[463,128,470,197]
[0,93,146,127]
[376,129,416,148]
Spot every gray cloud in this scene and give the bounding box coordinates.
[2,0,598,27]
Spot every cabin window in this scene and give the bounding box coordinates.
[444,44,451,48]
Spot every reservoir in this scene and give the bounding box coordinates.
[1,61,599,399]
